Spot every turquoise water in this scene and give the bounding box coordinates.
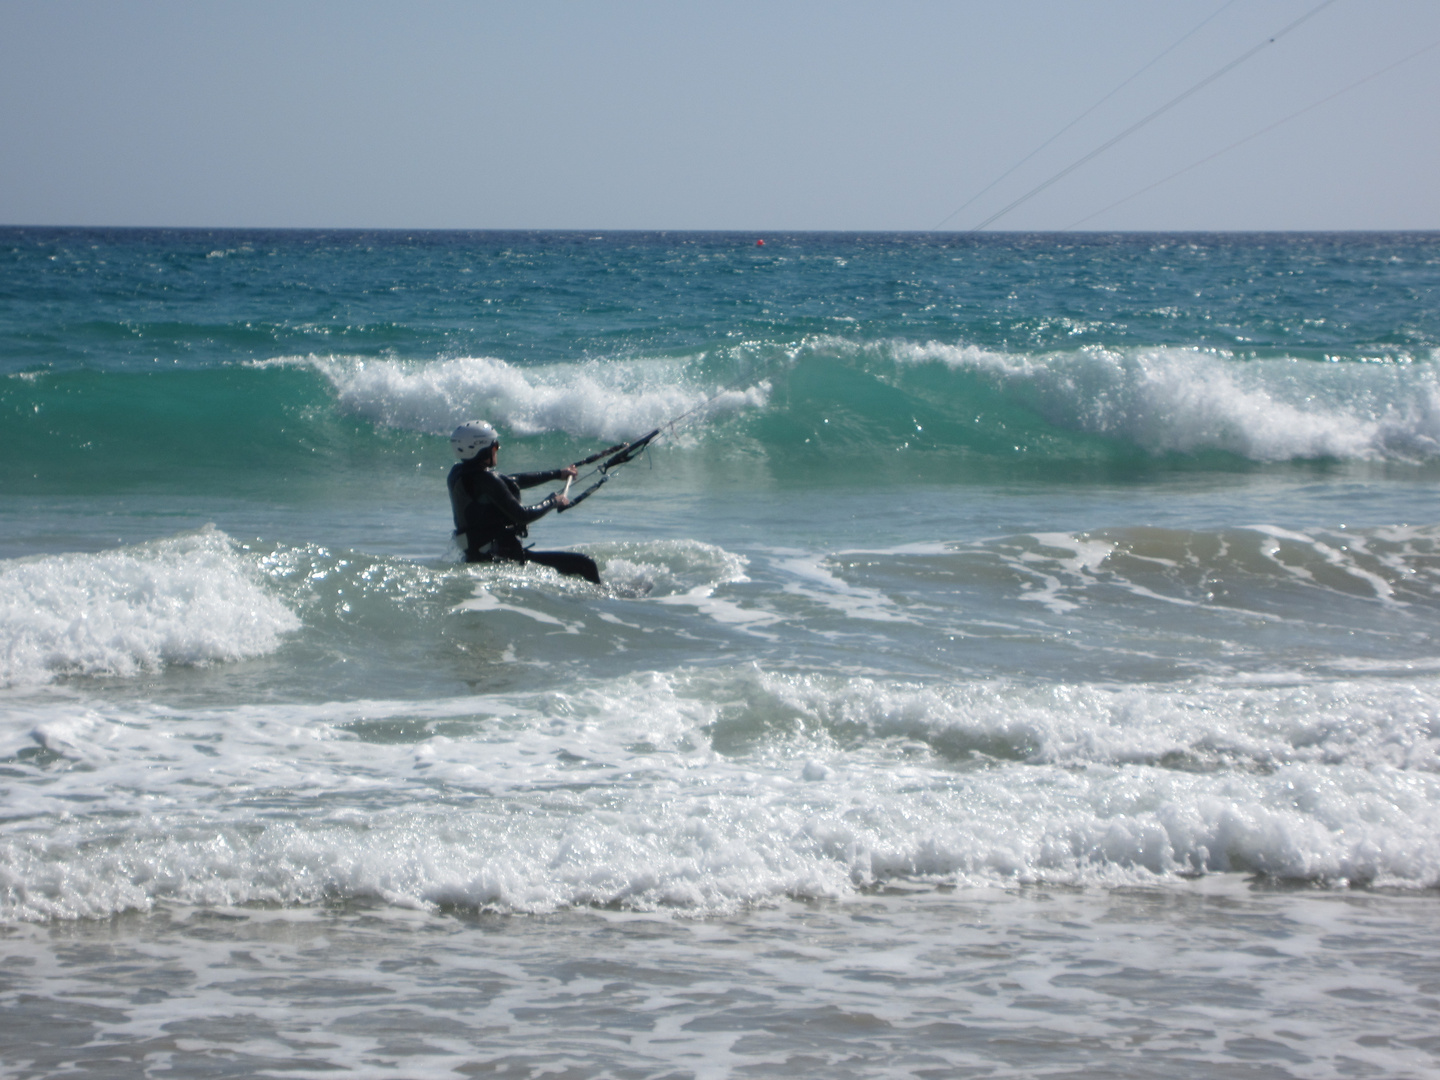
[2,228,1439,1078]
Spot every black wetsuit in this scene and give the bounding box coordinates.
[447,459,601,584]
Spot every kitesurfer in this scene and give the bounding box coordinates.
[447,420,602,584]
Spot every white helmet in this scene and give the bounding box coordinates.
[451,420,499,461]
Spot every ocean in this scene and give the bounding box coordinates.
[2,227,1438,1078]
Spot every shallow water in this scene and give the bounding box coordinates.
[4,885,1438,1079]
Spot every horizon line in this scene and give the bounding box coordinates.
[3,224,1438,236]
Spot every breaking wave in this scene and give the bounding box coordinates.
[872,338,1440,462]
[283,353,771,441]
[0,527,299,687]
[2,667,1437,920]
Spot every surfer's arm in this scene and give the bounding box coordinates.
[510,466,578,489]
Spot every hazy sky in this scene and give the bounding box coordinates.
[1,0,1436,231]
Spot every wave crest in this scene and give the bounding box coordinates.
[0,526,299,687]
[3,667,1436,921]
[880,339,1440,462]
[279,354,769,441]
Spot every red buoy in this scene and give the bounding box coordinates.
[756,239,765,246]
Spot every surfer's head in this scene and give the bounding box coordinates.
[451,420,499,462]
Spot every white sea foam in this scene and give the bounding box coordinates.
[270,353,769,440]
[773,553,913,623]
[0,527,299,687]
[2,668,1435,922]
[875,338,1440,462]
[893,524,1440,621]
[592,538,749,599]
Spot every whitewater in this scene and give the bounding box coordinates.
[2,228,1439,1078]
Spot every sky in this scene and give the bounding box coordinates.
[1,0,1436,231]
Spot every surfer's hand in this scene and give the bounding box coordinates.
[554,493,571,509]
[561,465,577,480]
